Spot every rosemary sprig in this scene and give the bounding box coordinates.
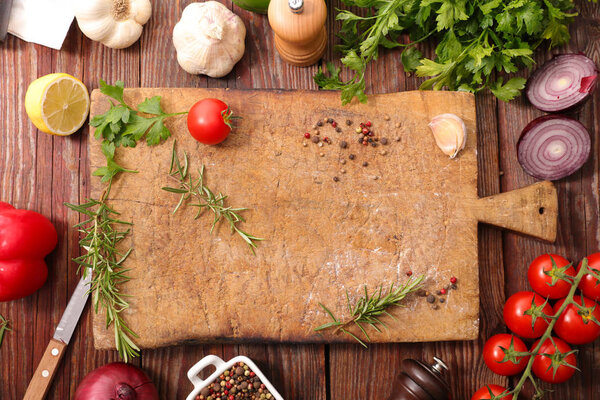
[161,142,263,254]
[0,314,10,348]
[65,183,139,362]
[315,275,424,347]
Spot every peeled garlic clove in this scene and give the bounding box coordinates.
[428,113,467,158]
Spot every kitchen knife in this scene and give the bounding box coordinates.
[0,0,13,41]
[23,271,92,400]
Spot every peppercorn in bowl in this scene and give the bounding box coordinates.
[187,355,283,400]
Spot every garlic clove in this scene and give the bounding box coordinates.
[428,113,467,159]
[103,20,143,49]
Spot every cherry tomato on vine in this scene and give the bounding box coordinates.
[187,98,237,145]
[553,295,600,345]
[503,291,553,339]
[577,253,600,300]
[483,334,529,376]
[531,337,577,384]
[527,254,574,299]
[471,384,510,400]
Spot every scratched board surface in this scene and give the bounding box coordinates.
[89,88,483,349]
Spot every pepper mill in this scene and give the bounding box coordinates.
[387,357,451,400]
[268,0,327,66]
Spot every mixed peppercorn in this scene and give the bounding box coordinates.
[415,276,459,310]
[302,116,401,182]
[195,362,274,400]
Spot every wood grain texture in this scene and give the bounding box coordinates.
[89,89,484,348]
[0,0,598,399]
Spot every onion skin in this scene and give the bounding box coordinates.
[74,362,159,400]
[517,115,590,181]
[526,53,598,113]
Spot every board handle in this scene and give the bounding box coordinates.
[472,181,558,242]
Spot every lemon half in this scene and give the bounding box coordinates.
[25,73,90,136]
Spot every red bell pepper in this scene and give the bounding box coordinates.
[0,202,57,301]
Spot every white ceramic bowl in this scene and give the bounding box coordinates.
[186,355,284,400]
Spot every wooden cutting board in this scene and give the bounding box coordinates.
[88,89,557,350]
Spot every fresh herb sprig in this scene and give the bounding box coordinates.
[90,80,187,181]
[0,314,10,348]
[65,184,139,362]
[479,257,600,400]
[315,275,424,347]
[315,0,585,104]
[162,142,263,253]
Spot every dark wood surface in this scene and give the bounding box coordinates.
[0,1,598,399]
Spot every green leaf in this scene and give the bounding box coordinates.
[469,44,494,67]
[436,29,462,62]
[341,50,365,72]
[415,58,450,77]
[480,0,502,14]
[146,119,171,146]
[435,0,469,31]
[99,79,124,103]
[137,96,165,116]
[401,47,423,72]
[490,77,526,102]
[121,114,157,141]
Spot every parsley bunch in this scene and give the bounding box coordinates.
[90,80,187,181]
[315,0,587,104]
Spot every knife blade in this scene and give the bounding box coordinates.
[23,271,92,400]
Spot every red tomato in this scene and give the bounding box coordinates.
[503,291,552,339]
[577,253,600,300]
[471,385,509,400]
[553,295,600,344]
[527,254,574,299]
[483,334,529,376]
[187,98,235,145]
[531,337,577,383]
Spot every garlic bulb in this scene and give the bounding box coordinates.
[74,0,152,49]
[428,113,467,158]
[173,2,246,78]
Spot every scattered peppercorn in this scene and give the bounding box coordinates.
[380,150,387,156]
[362,128,369,134]
[406,270,412,276]
[371,142,377,147]
[340,169,346,174]
[332,121,338,128]
[319,152,324,157]
[451,283,458,290]
[323,136,331,144]
[362,161,368,167]
[380,138,389,145]
[395,122,401,128]
[340,141,348,149]
[395,137,401,142]
[302,142,307,147]
[366,121,372,127]
[349,154,356,160]
[432,304,440,310]
[373,176,379,180]
[436,290,442,295]
[356,127,362,133]
[318,142,324,147]
[336,127,342,133]
[317,121,323,126]
[333,176,339,182]
[340,159,346,165]
[346,119,352,125]
[311,136,320,143]
[304,132,311,139]
[384,115,390,121]
[440,288,447,295]
[426,295,436,304]
[439,298,445,303]
[416,289,427,297]
[450,277,457,284]
[327,118,333,123]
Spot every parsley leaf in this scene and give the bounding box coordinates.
[315,0,582,103]
[90,81,187,182]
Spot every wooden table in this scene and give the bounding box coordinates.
[0,1,598,399]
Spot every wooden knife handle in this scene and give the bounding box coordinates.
[23,339,67,400]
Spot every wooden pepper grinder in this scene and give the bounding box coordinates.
[387,357,451,400]
[268,0,327,66]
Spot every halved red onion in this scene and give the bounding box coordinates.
[526,54,598,113]
[517,115,590,181]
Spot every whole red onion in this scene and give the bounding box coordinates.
[74,362,159,400]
